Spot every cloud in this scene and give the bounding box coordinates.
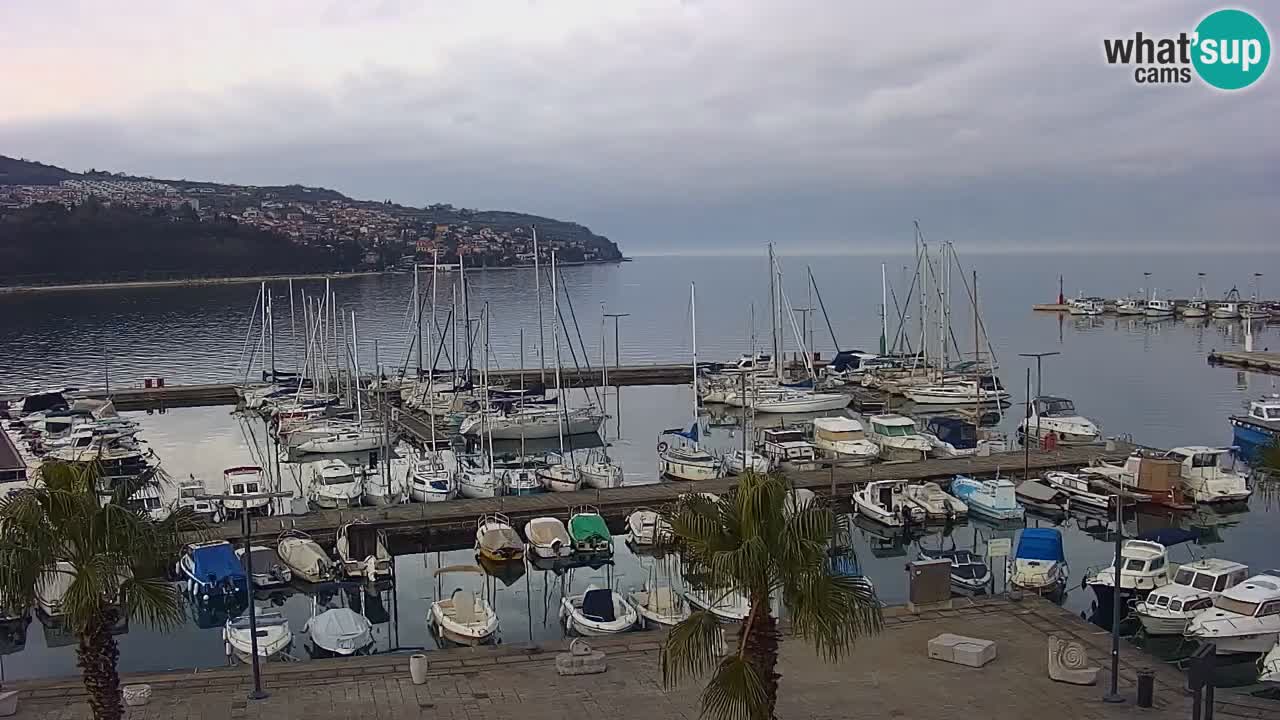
[1,0,1277,251]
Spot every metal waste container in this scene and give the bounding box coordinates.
[1136,668,1155,708]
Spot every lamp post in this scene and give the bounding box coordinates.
[1103,488,1125,704]
[201,491,294,700]
[604,312,629,436]
[1018,351,1060,449]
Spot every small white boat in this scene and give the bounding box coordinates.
[722,448,771,475]
[1115,298,1144,315]
[560,585,638,636]
[918,548,991,595]
[811,416,878,464]
[537,462,581,493]
[626,508,668,546]
[784,488,817,516]
[277,530,335,583]
[1019,396,1102,446]
[1241,303,1271,320]
[852,479,926,527]
[1181,299,1209,318]
[628,583,690,629]
[1085,539,1171,608]
[429,565,499,646]
[360,458,410,506]
[1068,296,1103,316]
[335,521,392,580]
[410,450,457,502]
[224,611,292,662]
[1163,446,1252,504]
[1212,301,1242,319]
[236,545,292,588]
[865,414,931,462]
[222,466,270,516]
[1042,470,1113,511]
[295,426,384,454]
[309,459,362,509]
[457,455,499,499]
[658,443,721,481]
[523,517,573,559]
[902,482,967,522]
[1187,571,1280,654]
[1008,528,1068,596]
[475,513,524,562]
[304,607,373,656]
[496,460,544,495]
[578,455,624,489]
[753,390,850,414]
[904,379,1009,406]
[1135,558,1250,636]
[460,405,604,440]
[758,427,819,469]
[950,476,1024,522]
[1144,298,1175,317]
[176,476,221,522]
[684,586,751,622]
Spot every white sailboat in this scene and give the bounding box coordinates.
[658,282,721,481]
[537,251,584,493]
[579,311,625,488]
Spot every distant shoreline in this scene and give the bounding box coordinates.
[0,259,629,295]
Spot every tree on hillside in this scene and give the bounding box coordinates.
[0,463,202,720]
[659,473,882,720]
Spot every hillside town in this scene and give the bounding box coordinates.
[0,175,623,270]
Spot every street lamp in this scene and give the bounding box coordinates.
[199,490,294,700]
[603,312,629,372]
[1103,487,1125,704]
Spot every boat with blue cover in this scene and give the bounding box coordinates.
[949,476,1024,522]
[177,541,248,599]
[1008,528,1067,597]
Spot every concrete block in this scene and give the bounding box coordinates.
[0,690,18,717]
[928,633,997,668]
[556,639,607,676]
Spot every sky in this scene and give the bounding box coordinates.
[2,1,1278,254]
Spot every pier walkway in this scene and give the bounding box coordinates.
[202,443,1135,545]
[8,595,1276,720]
[1209,349,1280,375]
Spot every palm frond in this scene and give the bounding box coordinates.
[698,656,770,720]
[782,571,882,661]
[661,609,726,688]
[122,576,187,631]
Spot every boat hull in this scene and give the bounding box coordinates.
[754,394,850,414]
[1135,611,1190,636]
[658,454,720,481]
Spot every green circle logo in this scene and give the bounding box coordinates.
[1192,9,1270,90]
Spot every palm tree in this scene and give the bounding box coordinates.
[0,462,200,720]
[659,472,882,720]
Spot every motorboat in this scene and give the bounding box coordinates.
[784,488,818,516]
[1082,453,1185,508]
[922,416,1005,459]
[523,517,573,559]
[905,379,1010,406]
[119,484,171,522]
[224,611,292,662]
[658,441,721,481]
[811,416,879,464]
[1014,479,1070,518]
[1230,395,1280,458]
[626,508,668,546]
[295,425,384,454]
[277,530,335,583]
[852,480,926,527]
[1262,643,1280,684]
[409,450,457,502]
[1115,298,1144,315]
[1084,539,1171,609]
[628,583,691,629]
[536,460,581,493]
[1135,558,1250,636]
[1042,471,1114,512]
[309,459,362,509]
[1212,300,1242,319]
[950,476,1024,522]
[35,561,76,618]
[1181,299,1209,318]
[475,513,524,562]
[176,476,221,523]
[236,545,292,588]
[222,466,270,516]
[1163,446,1252,504]
[1068,296,1103,316]
[335,521,392,580]
[1018,396,1102,446]
[865,414,931,462]
[569,507,612,555]
[758,427,820,469]
[722,448,771,475]
[1241,303,1272,321]
[683,586,751,622]
[902,482,967,522]
[560,585,638,636]
[429,565,499,646]
[1186,571,1280,654]
[1144,298,1175,317]
[753,390,850,414]
[177,541,248,600]
[1008,528,1068,596]
[919,548,991,595]
[304,607,373,656]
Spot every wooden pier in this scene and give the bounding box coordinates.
[199,442,1135,548]
[1208,350,1280,375]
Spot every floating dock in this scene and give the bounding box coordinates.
[199,442,1135,547]
[1208,350,1280,375]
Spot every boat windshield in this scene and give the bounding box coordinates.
[323,472,352,485]
[1213,596,1260,616]
[1173,568,1196,586]
[1191,453,1221,469]
[180,486,200,499]
[823,430,865,441]
[1041,400,1076,417]
[232,482,261,494]
[1267,407,1280,420]
[1191,573,1215,591]
[876,424,914,437]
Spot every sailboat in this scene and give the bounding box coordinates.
[536,250,584,493]
[459,303,501,499]
[658,283,722,481]
[579,308,625,489]
[295,310,385,453]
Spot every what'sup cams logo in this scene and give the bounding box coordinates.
[1104,8,1270,90]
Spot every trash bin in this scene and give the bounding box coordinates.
[1136,668,1155,708]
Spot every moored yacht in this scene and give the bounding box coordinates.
[1162,446,1251,504]
[1135,558,1250,636]
[1008,528,1068,596]
[222,466,270,516]
[865,414,931,462]
[1144,298,1175,317]
[1019,396,1102,446]
[757,427,819,470]
[905,379,1010,406]
[1186,571,1280,654]
[1229,395,1280,459]
[308,459,362,509]
[852,480,926,527]
[811,416,879,463]
[1085,539,1171,610]
[950,476,1024,522]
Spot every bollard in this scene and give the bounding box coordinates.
[1136,668,1154,708]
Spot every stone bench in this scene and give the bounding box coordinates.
[927,633,997,668]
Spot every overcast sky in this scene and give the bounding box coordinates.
[2,1,1276,253]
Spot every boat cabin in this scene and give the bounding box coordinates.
[1033,396,1077,418]
[813,416,867,443]
[869,414,920,437]
[1094,539,1170,591]
[925,417,976,450]
[760,427,817,462]
[1248,396,1280,425]
[224,466,265,496]
[1171,558,1250,595]
[1210,572,1280,618]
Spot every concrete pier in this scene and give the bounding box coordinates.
[1209,350,1280,375]
[7,595,1276,719]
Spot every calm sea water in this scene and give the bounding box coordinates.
[2,252,1279,682]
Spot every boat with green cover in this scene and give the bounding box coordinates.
[569,507,612,555]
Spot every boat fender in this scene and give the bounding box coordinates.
[657,441,669,453]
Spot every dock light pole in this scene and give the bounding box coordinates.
[201,490,294,701]
[603,313,629,374]
[1018,351,1060,450]
[1103,488,1125,704]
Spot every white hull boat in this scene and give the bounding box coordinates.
[222,466,271,515]
[430,565,499,646]
[410,455,457,502]
[1164,446,1252,504]
[902,482,967,522]
[866,414,931,462]
[305,608,373,656]
[812,416,879,464]
[723,449,771,475]
[658,445,721,481]
[460,407,604,440]
[1187,572,1280,654]
[524,517,573,559]
[538,463,581,493]
[560,586,638,636]
[904,381,1009,406]
[684,587,751,622]
[1020,396,1101,446]
[295,427,384,454]
[853,480,926,526]
[578,461,623,489]
[629,584,690,629]
[335,521,392,580]
[225,612,292,661]
[626,508,668,546]
[277,531,335,583]
[753,391,850,414]
[309,459,363,509]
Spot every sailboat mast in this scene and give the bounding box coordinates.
[351,311,363,424]
[881,263,888,355]
[600,306,610,462]
[460,249,472,382]
[552,250,565,455]
[288,278,297,374]
[519,327,526,460]
[533,228,546,386]
[414,263,423,379]
[691,281,699,449]
[484,303,494,471]
[768,243,780,381]
[267,288,276,378]
[428,252,438,448]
